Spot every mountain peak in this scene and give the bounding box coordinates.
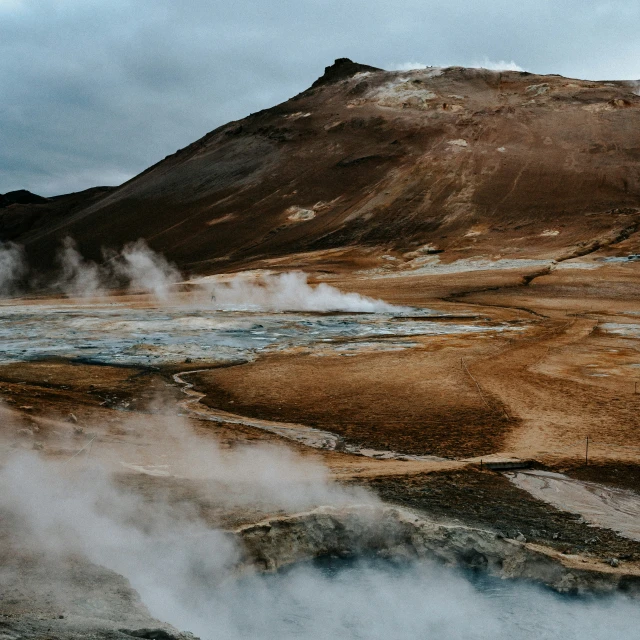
[311,58,382,88]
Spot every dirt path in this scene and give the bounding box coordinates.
[462,309,640,462]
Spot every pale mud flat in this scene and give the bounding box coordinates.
[508,470,640,541]
[361,256,553,278]
[0,299,519,367]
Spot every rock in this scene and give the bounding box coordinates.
[66,413,78,424]
[334,436,347,452]
[235,505,639,594]
[515,532,527,543]
[609,558,620,568]
[19,405,34,411]
[311,58,381,88]
[120,629,192,640]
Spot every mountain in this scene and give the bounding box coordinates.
[0,187,115,243]
[5,59,640,274]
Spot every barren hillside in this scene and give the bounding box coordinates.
[4,58,640,274]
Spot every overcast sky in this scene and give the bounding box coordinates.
[1,0,639,196]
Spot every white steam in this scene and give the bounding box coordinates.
[202,271,405,313]
[4,241,400,312]
[471,58,524,72]
[388,62,430,71]
[3,453,640,639]
[0,241,27,296]
[53,237,181,300]
[2,407,640,639]
[388,59,524,72]
[109,239,181,300]
[0,405,374,636]
[55,236,107,298]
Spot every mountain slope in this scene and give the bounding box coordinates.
[9,60,640,274]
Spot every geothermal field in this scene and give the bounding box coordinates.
[3,58,640,639]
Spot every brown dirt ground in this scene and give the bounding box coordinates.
[191,343,514,458]
[3,263,640,569]
[186,265,640,465]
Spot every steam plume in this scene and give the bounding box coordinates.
[0,241,27,296]
[110,239,181,300]
[203,271,405,313]
[55,236,107,298]
[53,237,181,300]
[2,407,640,639]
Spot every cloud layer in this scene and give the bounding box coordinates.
[1,0,639,195]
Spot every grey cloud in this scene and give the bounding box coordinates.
[1,0,639,195]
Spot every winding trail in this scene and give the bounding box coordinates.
[173,368,449,463]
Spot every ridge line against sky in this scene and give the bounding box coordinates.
[1,0,639,196]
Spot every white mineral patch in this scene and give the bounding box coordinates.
[286,206,316,221]
[599,322,640,338]
[554,261,601,270]
[447,139,468,147]
[284,112,311,120]
[540,229,560,236]
[508,470,640,541]
[365,257,551,278]
[526,83,550,96]
[367,71,443,108]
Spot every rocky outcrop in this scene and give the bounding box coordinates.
[235,505,640,595]
[310,58,382,88]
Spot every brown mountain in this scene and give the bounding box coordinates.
[7,59,640,274]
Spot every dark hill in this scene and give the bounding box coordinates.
[0,190,48,207]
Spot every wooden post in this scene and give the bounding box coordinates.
[585,436,589,466]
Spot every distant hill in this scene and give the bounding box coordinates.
[5,59,640,274]
[0,187,115,243]
[0,189,48,208]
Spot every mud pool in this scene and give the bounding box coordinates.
[151,557,640,640]
[0,301,522,367]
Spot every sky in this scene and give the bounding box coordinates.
[1,0,639,196]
